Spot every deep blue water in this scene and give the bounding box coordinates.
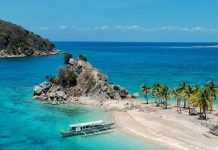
[55,42,218,103]
[1,42,218,150]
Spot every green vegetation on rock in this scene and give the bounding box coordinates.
[46,67,77,87]
[79,54,87,61]
[64,53,73,64]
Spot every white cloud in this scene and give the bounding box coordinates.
[55,25,218,33]
[59,25,68,29]
[38,27,49,31]
[92,25,143,31]
[157,26,218,33]
[190,27,205,32]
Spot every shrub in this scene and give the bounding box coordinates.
[46,67,77,87]
[64,53,73,64]
[58,67,77,87]
[66,69,77,86]
[79,54,87,61]
[46,74,59,84]
[58,67,67,85]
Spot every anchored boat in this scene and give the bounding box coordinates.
[61,120,115,137]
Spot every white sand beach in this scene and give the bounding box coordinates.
[113,104,218,150]
[67,96,218,150]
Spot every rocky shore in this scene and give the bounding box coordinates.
[33,57,134,106]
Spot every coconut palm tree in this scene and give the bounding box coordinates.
[172,87,182,113]
[179,82,189,108]
[184,85,196,113]
[151,82,158,103]
[141,84,150,104]
[160,86,171,109]
[190,87,214,120]
[151,82,163,106]
[193,84,200,93]
[204,81,217,112]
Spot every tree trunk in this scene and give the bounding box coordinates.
[179,102,182,113]
[203,108,207,120]
[177,101,178,112]
[183,99,186,108]
[144,95,148,104]
[199,107,202,118]
[165,99,167,109]
[210,106,212,114]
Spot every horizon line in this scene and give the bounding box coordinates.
[52,41,218,43]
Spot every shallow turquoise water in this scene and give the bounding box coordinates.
[0,54,162,149]
[1,42,218,149]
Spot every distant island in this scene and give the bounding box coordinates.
[0,19,57,57]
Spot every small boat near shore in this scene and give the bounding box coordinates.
[61,120,115,137]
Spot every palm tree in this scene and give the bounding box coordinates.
[184,85,196,113]
[151,82,163,106]
[172,87,182,113]
[204,81,217,112]
[151,83,158,103]
[141,84,150,104]
[160,86,171,109]
[193,84,200,93]
[190,87,214,120]
[179,82,188,108]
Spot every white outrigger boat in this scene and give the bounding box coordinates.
[61,120,115,137]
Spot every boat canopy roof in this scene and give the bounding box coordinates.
[69,120,104,128]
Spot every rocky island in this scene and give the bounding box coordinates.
[33,54,133,107]
[0,19,57,57]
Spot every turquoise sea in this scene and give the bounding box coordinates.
[1,42,218,150]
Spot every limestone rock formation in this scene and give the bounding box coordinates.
[33,57,131,104]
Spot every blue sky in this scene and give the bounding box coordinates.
[1,0,218,42]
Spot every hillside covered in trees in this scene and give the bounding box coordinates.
[0,19,57,57]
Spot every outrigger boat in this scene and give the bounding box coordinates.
[61,120,115,137]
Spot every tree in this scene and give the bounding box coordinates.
[204,81,217,112]
[66,69,77,86]
[141,84,150,104]
[160,86,171,109]
[190,87,214,120]
[151,83,158,103]
[79,54,87,61]
[57,67,77,87]
[46,74,59,84]
[151,82,163,106]
[193,84,200,93]
[184,85,196,113]
[64,53,73,64]
[172,87,182,113]
[179,82,189,108]
[58,67,67,85]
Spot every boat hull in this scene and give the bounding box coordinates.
[61,123,115,137]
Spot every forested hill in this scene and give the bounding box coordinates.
[0,19,56,57]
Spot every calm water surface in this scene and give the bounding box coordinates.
[1,42,218,149]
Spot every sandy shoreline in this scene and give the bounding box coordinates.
[40,96,218,150]
[112,104,218,150]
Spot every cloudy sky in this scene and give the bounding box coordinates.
[1,0,218,42]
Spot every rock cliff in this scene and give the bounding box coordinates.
[33,56,132,104]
